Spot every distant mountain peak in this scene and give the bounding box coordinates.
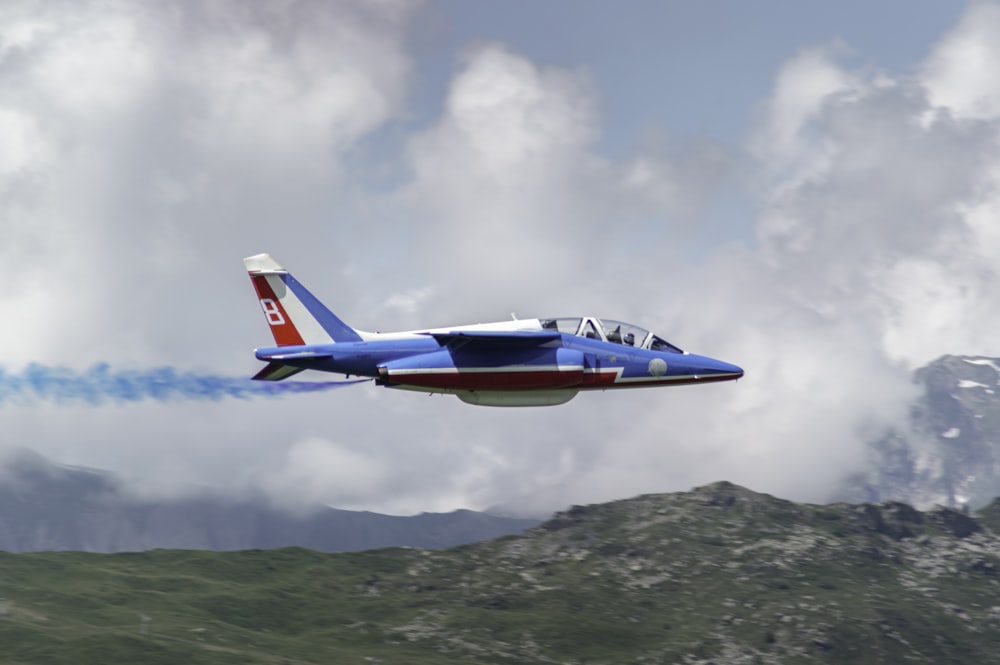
[843,353,1000,509]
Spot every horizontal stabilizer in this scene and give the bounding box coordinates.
[256,350,333,361]
[252,362,307,381]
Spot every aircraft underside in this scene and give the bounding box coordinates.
[391,379,741,407]
[388,385,579,407]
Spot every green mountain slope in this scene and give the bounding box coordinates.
[3,482,1000,664]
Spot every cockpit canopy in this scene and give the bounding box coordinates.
[540,317,683,353]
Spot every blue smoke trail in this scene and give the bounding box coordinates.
[0,363,367,407]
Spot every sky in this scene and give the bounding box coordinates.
[2,0,999,516]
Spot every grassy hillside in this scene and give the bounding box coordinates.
[3,482,1000,664]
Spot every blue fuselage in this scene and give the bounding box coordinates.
[255,331,742,395]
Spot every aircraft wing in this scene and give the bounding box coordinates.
[427,330,562,348]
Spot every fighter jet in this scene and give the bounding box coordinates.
[244,253,743,406]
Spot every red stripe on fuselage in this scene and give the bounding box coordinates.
[389,369,740,391]
[250,274,306,346]
[578,370,742,389]
[580,370,619,388]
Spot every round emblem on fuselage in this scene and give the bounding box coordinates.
[648,357,668,376]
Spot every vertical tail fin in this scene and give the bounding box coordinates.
[243,253,362,346]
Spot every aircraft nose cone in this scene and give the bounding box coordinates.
[690,355,743,381]
[717,359,744,378]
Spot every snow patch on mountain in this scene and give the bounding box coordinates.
[958,380,988,388]
[962,358,1000,375]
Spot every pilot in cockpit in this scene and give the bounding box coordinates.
[624,332,635,346]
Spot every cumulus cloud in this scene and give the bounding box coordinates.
[467,3,1000,511]
[373,44,731,330]
[748,31,1000,368]
[0,0,414,366]
[261,436,390,510]
[922,1,1000,120]
[631,7,1000,503]
[750,43,860,182]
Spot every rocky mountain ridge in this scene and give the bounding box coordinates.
[4,481,1000,664]
[379,481,1000,663]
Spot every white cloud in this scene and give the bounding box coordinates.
[751,44,859,180]
[262,436,389,509]
[922,1,1000,120]
[743,26,1000,371]
[444,45,596,170]
[0,0,415,367]
[383,44,731,330]
[0,109,47,175]
[569,3,1000,507]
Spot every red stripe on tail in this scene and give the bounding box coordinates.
[249,275,306,346]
